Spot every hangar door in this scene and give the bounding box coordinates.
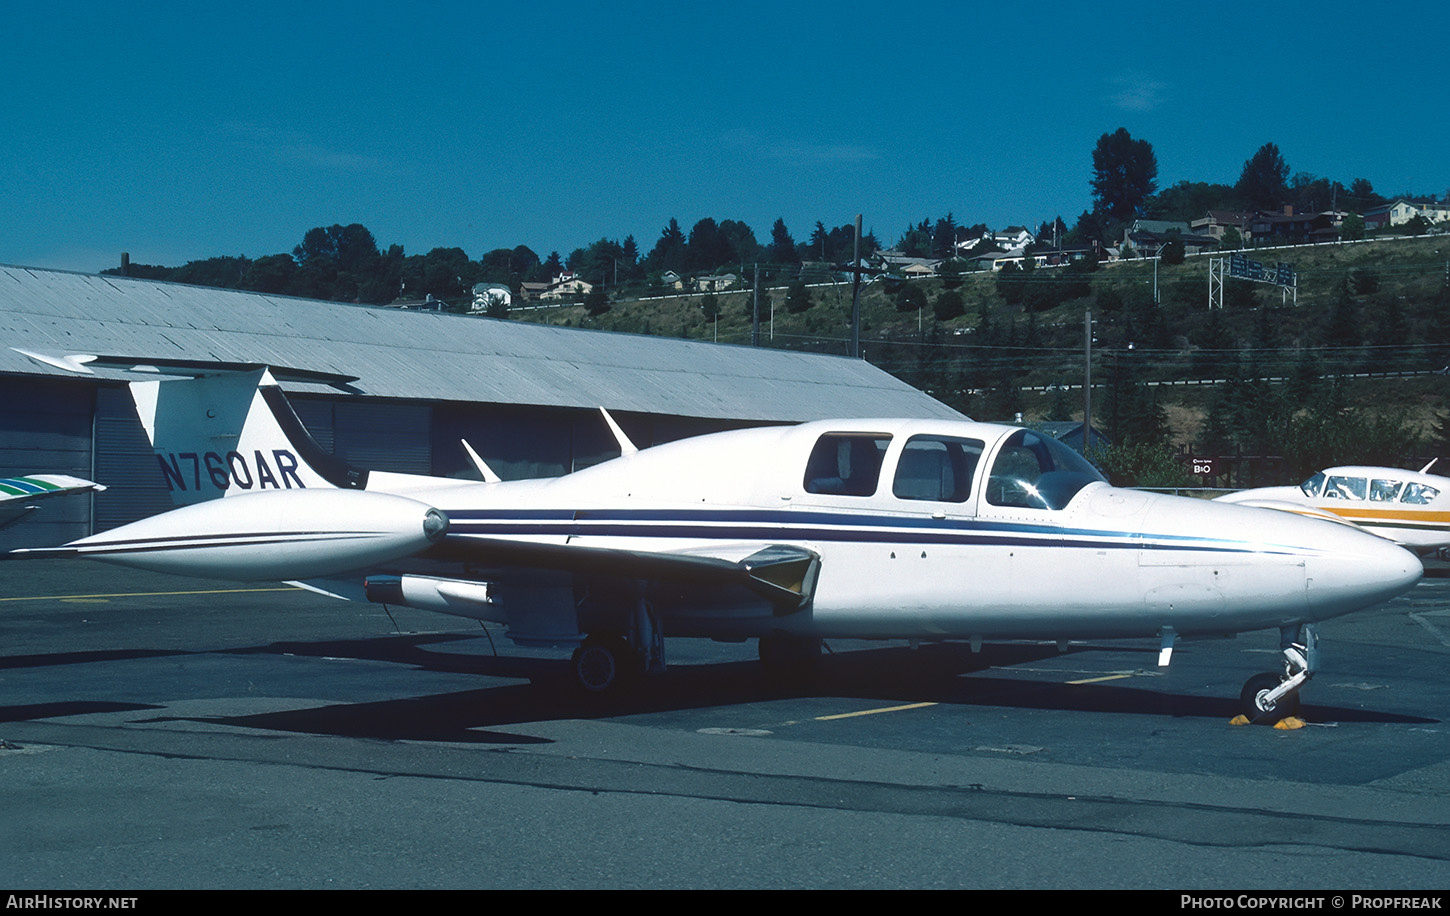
[0,377,96,548]
[290,396,433,475]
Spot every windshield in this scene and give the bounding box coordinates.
[985,429,1105,510]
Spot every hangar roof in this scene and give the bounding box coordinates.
[0,265,962,423]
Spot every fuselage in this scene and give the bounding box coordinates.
[388,419,1423,641]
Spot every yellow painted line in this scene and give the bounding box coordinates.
[0,586,302,603]
[816,701,937,721]
[1066,673,1134,685]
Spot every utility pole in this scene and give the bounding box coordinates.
[1083,309,1093,445]
[851,214,863,359]
[752,263,760,347]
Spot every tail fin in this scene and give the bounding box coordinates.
[132,369,364,505]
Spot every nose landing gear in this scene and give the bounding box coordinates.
[1240,624,1317,723]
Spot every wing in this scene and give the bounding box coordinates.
[425,536,820,613]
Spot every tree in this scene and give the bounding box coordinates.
[1348,178,1384,210]
[644,219,686,273]
[1088,442,1193,488]
[895,282,926,313]
[170,256,249,289]
[1147,181,1236,221]
[583,284,610,317]
[568,238,626,287]
[897,219,933,258]
[685,218,729,272]
[242,253,297,294]
[769,219,798,264]
[785,280,812,313]
[932,213,958,259]
[291,223,383,301]
[717,219,759,266]
[995,260,1024,305]
[933,289,965,321]
[1236,142,1290,210]
[809,222,829,260]
[1090,128,1158,222]
[404,247,472,302]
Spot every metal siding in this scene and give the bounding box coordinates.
[289,397,336,452]
[430,403,572,481]
[93,385,174,532]
[332,400,431,474]
[0,377,95,547]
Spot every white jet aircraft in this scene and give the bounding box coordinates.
[1216,463,1450,558]
[8,363,1424,721]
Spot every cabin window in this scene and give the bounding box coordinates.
[985,429,1104,511]
[892,435,984,503]
[1300,473,1325,497]
[803,433,891,496]
[1370,478,1404,502]
[1324,475,1367,500]
[1403,483,1440,505]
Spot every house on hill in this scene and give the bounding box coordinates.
[520,272,594,302]
[1248,207,1346,244]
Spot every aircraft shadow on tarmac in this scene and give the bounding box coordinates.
[138,635,1438,743]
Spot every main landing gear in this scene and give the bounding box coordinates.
[1240,623,1317,723]
[569,591,665,695]
[571,634,641,694]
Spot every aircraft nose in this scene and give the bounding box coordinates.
[1304,526,1422,615]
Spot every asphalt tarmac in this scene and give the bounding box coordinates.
[2,559,1448,889]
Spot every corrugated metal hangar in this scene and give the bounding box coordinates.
[0,264,961,546]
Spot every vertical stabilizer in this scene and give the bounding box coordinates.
[132,369,363,506]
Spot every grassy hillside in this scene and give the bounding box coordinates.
[509,235,1450,461]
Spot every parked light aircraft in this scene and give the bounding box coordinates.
[6,361,1425,721]
[1216,463,1450,558]
[0,475,103,530]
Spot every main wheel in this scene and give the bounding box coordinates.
[1240,672,1300,722]
[571,635,637,694]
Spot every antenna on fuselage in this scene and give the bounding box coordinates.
[1420,458,1440,475]
[599,407,639,458]
[461,439,502,483]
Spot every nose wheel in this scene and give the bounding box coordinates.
[1240,624,1316,723]
[1241,672,1302,722]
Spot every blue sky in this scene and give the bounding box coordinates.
[3,1,1446,272]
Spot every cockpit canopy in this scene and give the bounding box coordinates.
[983,429,1105,510]
[803,427,1104,510]
[1300,471,1440,505]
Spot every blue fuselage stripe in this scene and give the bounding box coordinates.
[441,508,1298,556]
